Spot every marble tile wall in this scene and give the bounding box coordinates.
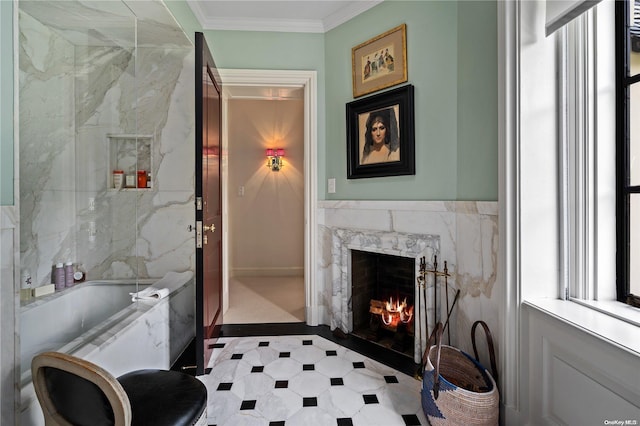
[317,200,500,368]
[19,9,195,286]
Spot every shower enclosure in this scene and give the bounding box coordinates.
[17,0,196,382]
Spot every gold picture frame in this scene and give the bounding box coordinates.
[352,24,407,98]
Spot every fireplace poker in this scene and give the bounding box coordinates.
[416,256,427,358]
[442,289,460,337]
[444,261,450,343]
[433,256,438,329]
[415,257,427,380]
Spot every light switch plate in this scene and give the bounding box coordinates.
[328,178,336,194]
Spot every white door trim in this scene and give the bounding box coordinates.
[218,69,319,326]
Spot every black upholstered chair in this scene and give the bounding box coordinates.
[31,351,207,426]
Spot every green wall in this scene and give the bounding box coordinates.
[325,1,496,200]
[1,0,14,205]
[3,0,498,206]
[162,0,498,201]
[457,1,498,200]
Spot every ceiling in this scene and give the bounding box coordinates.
[186,0,383,33]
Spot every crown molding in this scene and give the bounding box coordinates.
[202,16,325,33]
[187,0,383,33]
[323,0,382,32]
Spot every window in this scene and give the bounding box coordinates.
[559,1,619,306]
[552,0,640,329]
[618,0,640,307]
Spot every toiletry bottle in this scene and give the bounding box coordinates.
[125,173,135,188]
[112,170,124,189]
[73,264,86,283]
[137,170,147,188]
[64,262,74,287]
[54,263,65,290]
[21,270,32,301]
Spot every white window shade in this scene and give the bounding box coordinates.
[546,0,602,36]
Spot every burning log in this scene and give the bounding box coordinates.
[369,297,414,333]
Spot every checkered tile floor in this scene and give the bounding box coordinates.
[198,335,427,426]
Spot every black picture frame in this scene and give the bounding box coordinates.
[346,84,415,179]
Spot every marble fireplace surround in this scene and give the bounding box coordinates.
[327,227,440,364]
[318,200,500,366]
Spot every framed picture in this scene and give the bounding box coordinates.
[346,84,415,179]
[352,24,407,98]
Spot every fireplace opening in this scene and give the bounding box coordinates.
[351,250,415,359]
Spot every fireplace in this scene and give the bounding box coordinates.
[351,250,415,358]
[325,226,439,363]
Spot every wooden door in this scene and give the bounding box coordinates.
[195,32,222,376]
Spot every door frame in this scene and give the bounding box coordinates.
[218,69,318,326]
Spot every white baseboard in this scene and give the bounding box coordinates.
[231,267,303,277]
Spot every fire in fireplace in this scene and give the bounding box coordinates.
[351,250,416,358]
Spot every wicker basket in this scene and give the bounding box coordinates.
[420,322,499,426]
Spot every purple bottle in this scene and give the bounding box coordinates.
[54,263,65,290]
[64,262,74,287]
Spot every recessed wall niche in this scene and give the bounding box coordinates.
[107,134,152,190]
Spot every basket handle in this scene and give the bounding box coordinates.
[471,320,498,382]
[421,322,443,399]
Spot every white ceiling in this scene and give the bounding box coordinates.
[186,0,383,33]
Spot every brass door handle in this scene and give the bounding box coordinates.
[203,224,215,233]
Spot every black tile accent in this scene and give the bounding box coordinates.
[363,394,379,404]
[326,350,337,356]
[330,377,344,386]
[219,323,420,377]
[259,341,270,347]
[402,414,422,425]
[353,361,365,369]
[303,364,315,371]
[209,343,225,349]
[269,422,286,426]
[216,382,232,391]
[275,380,288,389]
[384,375,399,383]
[204,368,212,375]
[337,418,354,426]
[279,352,291,358]
[303,339,313,345]
[231,353,243,360]
[240,400,256,410]
[251,366,264,373]
[302,397,318,407]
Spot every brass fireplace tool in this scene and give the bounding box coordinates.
[416,257,428,346]
[417,255,457,344]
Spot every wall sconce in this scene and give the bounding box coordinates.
[266,148,285,171]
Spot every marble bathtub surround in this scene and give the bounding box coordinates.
[20,272,195,425]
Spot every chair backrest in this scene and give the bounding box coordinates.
[31,352,132,426]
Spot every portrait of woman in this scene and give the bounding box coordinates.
[359,106,400,165]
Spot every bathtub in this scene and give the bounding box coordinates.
[19,271,195,425]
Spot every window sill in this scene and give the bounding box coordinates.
[523,298,640,356]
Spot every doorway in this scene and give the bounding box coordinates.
[218,69,318,326]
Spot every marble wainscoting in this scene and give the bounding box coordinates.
[1,207,19,426]
[317,200,500,368]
